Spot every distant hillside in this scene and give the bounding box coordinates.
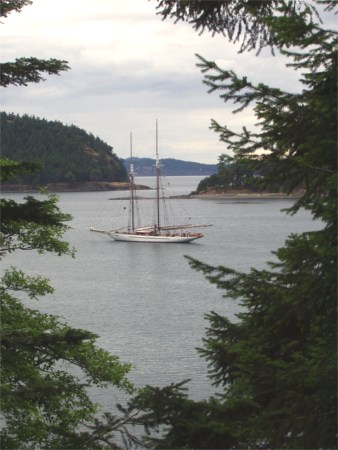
[1,112,128,186]
[123,157,217,176]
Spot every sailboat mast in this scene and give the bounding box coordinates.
[129,132,135,232]
[155,120,160,230]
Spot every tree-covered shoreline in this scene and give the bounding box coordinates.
[1,112,128,186]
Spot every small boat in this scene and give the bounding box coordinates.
[90,121,211,243]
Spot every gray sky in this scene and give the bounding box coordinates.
[1,0,329,163]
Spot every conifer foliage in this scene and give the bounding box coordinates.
[127,1,337,448]
[1,3,134,448]
[1,112,127,185]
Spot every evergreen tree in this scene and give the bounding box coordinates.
[0,3,136,448]
[126,1,337,448]
[1,57,70,87]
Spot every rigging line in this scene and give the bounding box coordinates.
[161,174,194,227]
[160,176,170,228]
[129,132,135,232]
[135,192,142,229]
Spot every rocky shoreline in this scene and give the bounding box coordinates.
[190,191,302,200]
[1,181,151,193]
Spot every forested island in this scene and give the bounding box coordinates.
[193,156,303,197]
[1,112,128,190]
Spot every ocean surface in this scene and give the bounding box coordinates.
[2,176,323,411]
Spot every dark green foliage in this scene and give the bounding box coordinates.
[128,381,241,449]
[197,42,337,215]
[125,1,337,449]
[1,58,70,87]
[156,0,335,53]
[186,220,337,448]
[1,112,128,185]
[0,194,74,257]
[196,157,283,193]
[156,0,280,52]
[1,274,134,448]
[1,1,32,18]
[196,173,228,193]
[0,158,43,182]
[0,163,75,257]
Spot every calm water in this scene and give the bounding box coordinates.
[2,176,322,407]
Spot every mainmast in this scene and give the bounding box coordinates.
[129,132,135,232]
[155,119,161,231]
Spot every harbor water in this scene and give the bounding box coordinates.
[1,176,322,409]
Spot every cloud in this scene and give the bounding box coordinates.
[1,0,315,163]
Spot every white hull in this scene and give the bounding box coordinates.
[109,231,202,243]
